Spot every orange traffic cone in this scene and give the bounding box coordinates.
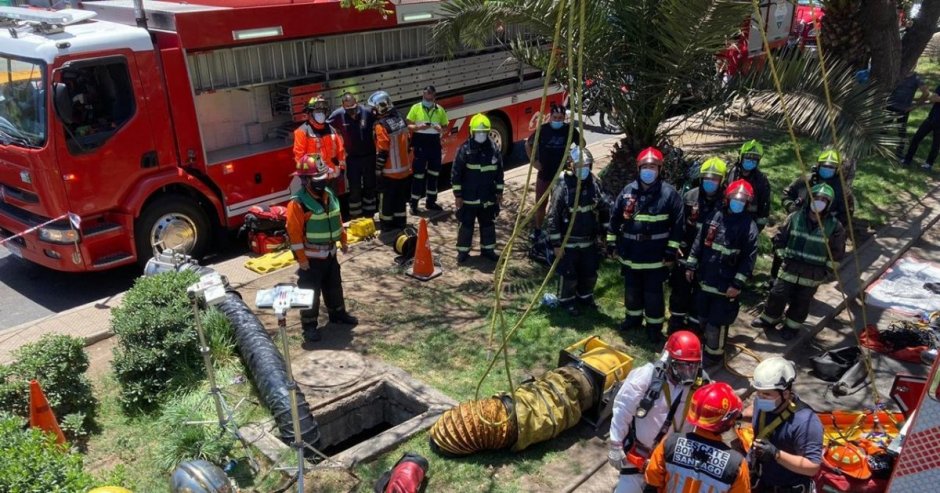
[29,380,65,444]
[407,218,442,281]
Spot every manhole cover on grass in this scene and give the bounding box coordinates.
[294,350,367,388]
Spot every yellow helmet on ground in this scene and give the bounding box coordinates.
[469,113,491,133]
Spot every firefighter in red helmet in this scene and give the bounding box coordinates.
[608,147,685,343]
[684,179,759,364]
[644,382,751,493]
[608,331,708,493]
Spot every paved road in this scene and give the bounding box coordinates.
[0,118,617,332]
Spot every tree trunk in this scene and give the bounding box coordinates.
[900,0,940,75]
[860,0,902,91]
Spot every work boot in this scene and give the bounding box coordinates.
[564,304,580,317]
[480,249,501,261]
[302,325,322,343]
[618,320,634,332]
[779,326,800,341]
[426,201,443,211]
[577,296,598,310]
[647,327,665,345]
[457,252,470,264]
[329,310,358,326]
[410,200,419,215]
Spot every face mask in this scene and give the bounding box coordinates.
[811,199,828,213]
[818,166,836,179]
[701,179,719,195]
[304,180,326,193]
[313,112,327,124]
[668,360,700,385]
[639,168,658,185]
[473,132,488,144]
[345,106,359,116]
[550,121,564,130]
[577,167,590,181]
[753,397,780,415]
[729,199,746,214]
[422,99,434,109]
[742,158,758,171]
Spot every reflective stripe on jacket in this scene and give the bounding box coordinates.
[451,138,504,206]
[286,188,347,263]
[374,111,413,179]
[608,180,685,269]
[546,172,610,248]
[686,209,758,296]
[774,208,846,287]
[644,430,750,493]
[293,123,346,174]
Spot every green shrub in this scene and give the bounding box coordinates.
[154,387,237,471]
[0,413,95,492]
[111,270,203,413]
[0,335,97,444]
[203,308,237,368]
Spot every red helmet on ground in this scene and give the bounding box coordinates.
[686,382,743,433]
[636,147,664,168]
[725,178,754,203]
[664,331,702,385]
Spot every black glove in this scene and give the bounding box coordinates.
[642,485,658,493]
[752,439,779,465]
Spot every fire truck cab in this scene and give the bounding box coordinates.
[0,1,558,272]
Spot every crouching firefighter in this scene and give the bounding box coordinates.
[608,331,707,493]
[644,382,751,493]
[286,156,358,343]
[752,183,846,340]
[685,179,759,364]
[452,113,504,263]
[668,157,728,333]
[545,145,610,316]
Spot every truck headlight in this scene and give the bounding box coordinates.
[38,227,79,244]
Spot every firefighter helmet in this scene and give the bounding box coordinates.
[740,139,764,159]
[725,179,754,203]
[823,443,872,480]
[686,382,742,433]
[751,356,796,391]
[368,90,394,114]
[293,154,330,180]
[664,331,702,385]
[699,157,728,180]
[817,149,842,167]
[169,460,234,493]
[636,147,664,168]
[812,183,835,202]
[469,113,491,133]
[568,145,594,168]
[305,95,330,113]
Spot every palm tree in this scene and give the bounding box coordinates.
[819,1,870,71]
[432,0,750,192]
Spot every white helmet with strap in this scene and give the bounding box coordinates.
[751,356,796,391]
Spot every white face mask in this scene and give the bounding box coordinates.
[473,132,488,144]
[313,112,327,124]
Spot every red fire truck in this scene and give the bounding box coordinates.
[0,0,562,272]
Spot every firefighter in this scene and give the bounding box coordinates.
[608,331,706,493]
[452,113,504,263]
[782,149,853,227]
[369,91,413,232]
[329,92,377,219]
[526,104,581,241]
[668,158,728,333]
[685,179,759,364]
[727,139,772,231]
[644,382,750,493]
[285,156,358,343]
[293,95,347,198]
[752,183,846,340]
[545,145,610,316]
[608,147,684,343]
[406,86,449,214]
[746,357,823,493]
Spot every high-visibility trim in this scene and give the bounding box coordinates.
[306,231,339,242]
[700,284,726,296]
[645,316,665,324]
[481,244,496,249]
[577,293,594,299]
[711,244,739,256]
[548,234,562,240]
[784,318,803,329]
[452,184,463,191]
[559,295,577,303]
[380,213,394,221]
[619,259,665,269]
[575,205,594,213]
[627,309,644,316]
[393,211,407,217]
[457,246,471,252]
[290,243,304,251]
[777,270,824,287]
[414,173,426,179]
[686,256,698,267]
[633,213,670,222]
[411,194,423,200]
[463,199,481,205]
[734,272,749,283]
[495,184,504,190]
[465,163,499,172]
[759,313,779,324]
[622,232,670,241]
[427,170,440,177]
[564,242,594,248]
[606,234,617,242]
[667,240,680,249]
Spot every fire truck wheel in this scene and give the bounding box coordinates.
[489,115,511,157]
[135,195,210,266]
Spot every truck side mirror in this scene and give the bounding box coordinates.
[53,82,74,125]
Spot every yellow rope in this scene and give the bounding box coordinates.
[749,0,881,403]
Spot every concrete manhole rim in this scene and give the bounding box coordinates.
[294,349,368,388]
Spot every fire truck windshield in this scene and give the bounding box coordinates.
[0,55,46,148]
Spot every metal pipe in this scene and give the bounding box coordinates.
[133,0,148,29]
[277,313,305,493]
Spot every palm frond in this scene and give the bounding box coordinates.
[731,52,898,160]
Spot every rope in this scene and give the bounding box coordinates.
[748,0,881,404]
[723,342,763,379]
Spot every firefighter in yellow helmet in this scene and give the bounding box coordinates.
[452,113,504,263]
[293,95,347,209]
[668,157,727,333]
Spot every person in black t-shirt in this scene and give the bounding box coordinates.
[525,104,581,239]
[902,84,940,171]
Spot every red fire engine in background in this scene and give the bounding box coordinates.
[0,0,563,272]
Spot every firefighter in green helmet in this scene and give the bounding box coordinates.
[752,183,846,340]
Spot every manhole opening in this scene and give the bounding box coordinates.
[315,380,429,458]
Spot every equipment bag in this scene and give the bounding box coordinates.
[373,452,429,493]
[241,205,288,235]
[248,231,288,255]
[810,346,861,382]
